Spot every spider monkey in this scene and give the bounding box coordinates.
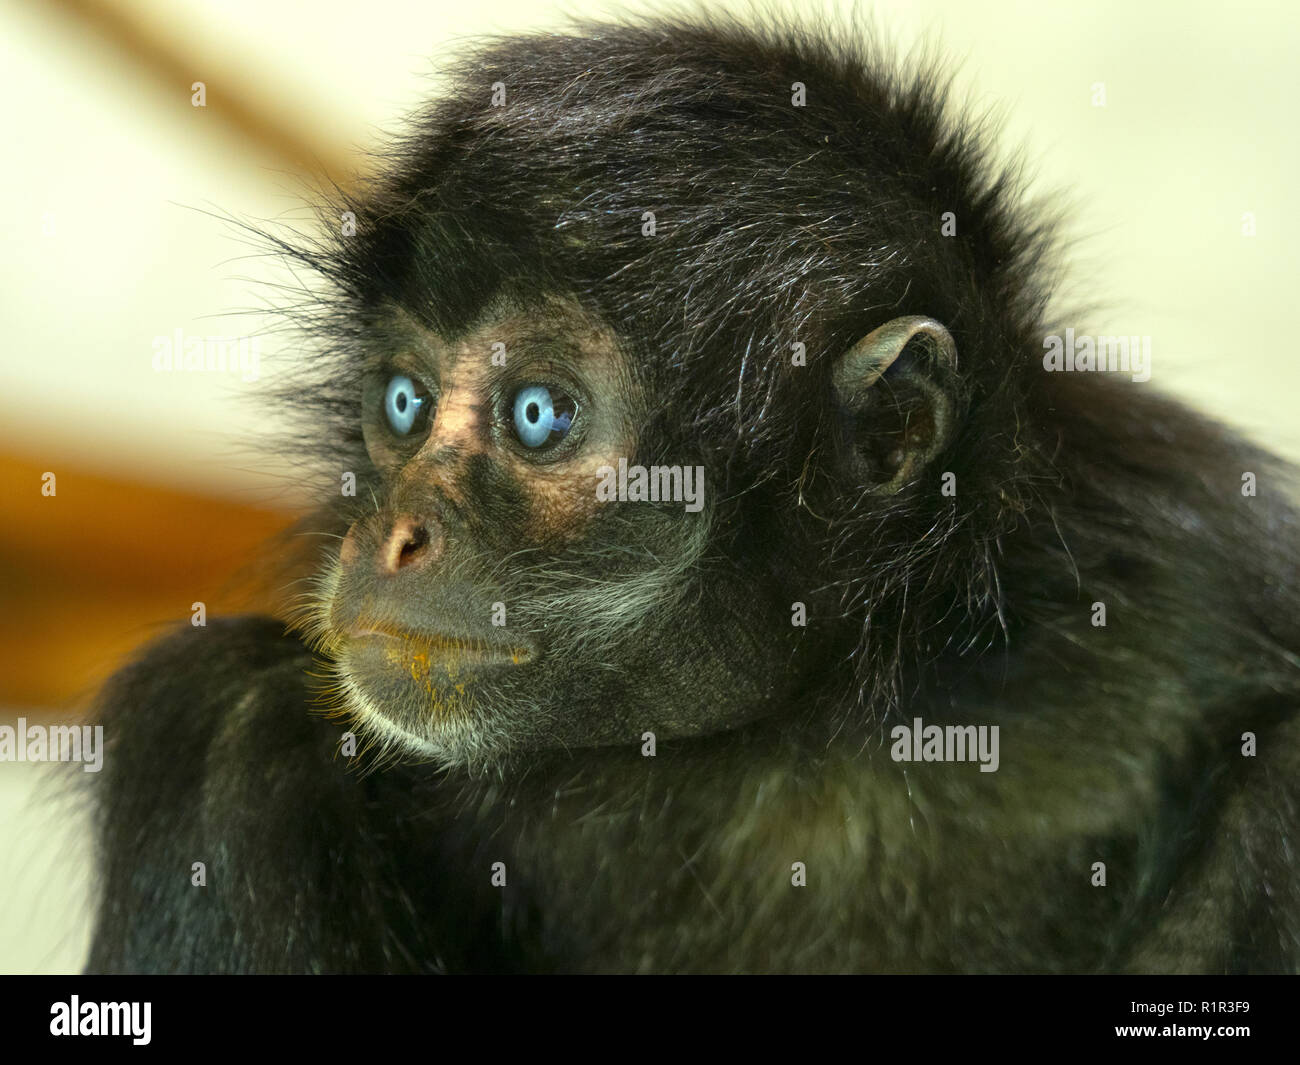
[85,15,1300,973]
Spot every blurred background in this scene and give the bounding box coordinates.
[1,0,1296,973]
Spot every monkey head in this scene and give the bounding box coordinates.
[284,25,1002,770]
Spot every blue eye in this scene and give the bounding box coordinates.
[383,374,430,436]
[511,384,577,450]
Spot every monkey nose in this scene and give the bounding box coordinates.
[375,516,441,575]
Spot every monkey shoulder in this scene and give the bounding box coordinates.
[93,616,328,784]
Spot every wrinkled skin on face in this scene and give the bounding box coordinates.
[303,299,817,769]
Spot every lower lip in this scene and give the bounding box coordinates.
[348,630,535,667]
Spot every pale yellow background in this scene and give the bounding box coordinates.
[1,0,1296,973]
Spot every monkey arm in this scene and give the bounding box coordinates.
[82,616,509,973]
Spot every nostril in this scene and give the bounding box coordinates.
[396,524,429,569]
[378,516,439,575]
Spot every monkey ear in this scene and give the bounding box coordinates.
[831,315,958,493]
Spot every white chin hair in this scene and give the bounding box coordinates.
[338,673,516,771]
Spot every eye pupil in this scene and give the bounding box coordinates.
[395,392,408,413]
[512,385,577,450]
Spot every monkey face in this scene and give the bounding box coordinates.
[304,299,802,768]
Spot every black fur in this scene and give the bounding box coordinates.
[85,14,1300,973]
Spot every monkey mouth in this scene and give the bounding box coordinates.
[346,620,536,667]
